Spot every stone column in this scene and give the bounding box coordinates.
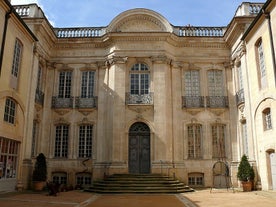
[151,55,173,167]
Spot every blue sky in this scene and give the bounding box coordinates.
[11,0,265,27]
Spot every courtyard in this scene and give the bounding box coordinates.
[0,189,275,207]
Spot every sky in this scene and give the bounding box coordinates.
[11,0,265,27]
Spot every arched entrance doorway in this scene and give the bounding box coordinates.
[128,122,150,174]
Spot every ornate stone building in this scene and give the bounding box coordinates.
[0,0,275,191]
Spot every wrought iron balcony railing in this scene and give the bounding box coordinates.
[52,96,74,108]
[182,96,205,108]
[236,89,245,106]
[126,92,153,105]
[206,96,229,108]
[75,97,97,108]
[35,89,44,105]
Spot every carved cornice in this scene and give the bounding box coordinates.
[151,55,171,64]
[106,56,128,66]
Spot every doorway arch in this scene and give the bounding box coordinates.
[128,122,151,174]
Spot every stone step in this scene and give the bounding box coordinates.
[85,174,194,194]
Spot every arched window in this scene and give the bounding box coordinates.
[130,63,150,95]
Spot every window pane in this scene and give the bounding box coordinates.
[55,125,69,157]
[185,70,200,96]
[58,71,72,98]
[4,98,16,124]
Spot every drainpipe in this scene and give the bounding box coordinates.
[0,9,12,76]
[263,10,276,86]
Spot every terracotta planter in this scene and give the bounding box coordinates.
[242,181,252,192]
[33,181,45,191]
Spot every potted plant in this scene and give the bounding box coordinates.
[237,154,255,191]
[32,153,47,191]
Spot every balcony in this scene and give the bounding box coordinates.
[52,96,74,108]
[236,89,245,106]
[35,89,44,105]
[206,96,229,108]
[75,97,97,108]
[182,96,204,108]
[126,93,153,105]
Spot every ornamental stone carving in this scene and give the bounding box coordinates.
[107,8,173,33]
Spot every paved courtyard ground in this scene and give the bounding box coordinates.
[0,189,275,207]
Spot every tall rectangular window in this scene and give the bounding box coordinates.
[58,71,72,98]
[37,66,43,91]
[81,71,95,98]
[10,39,23,89]
[79,125,93,158]
[185,70,200,96]
[208,70,223,96]
[130,63,150,95]
[54,125,69,158]
[257,39,267,88]
[242,123,248,156]
[187,124,202,159]
[212,124,226,158]
[263,108,272,130]
[11,39,22,78]
[31,121,39,157]
[4,98,16,124]
[237,65,244,91]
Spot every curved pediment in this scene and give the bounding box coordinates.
[107,8,173,33]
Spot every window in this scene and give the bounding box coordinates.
[10,39,23,89]
[4,98,16,124]
[237,64,243,91]
[185,70,200,96]
[208,70,223,96]
[242,123,249,156]
[52,172,67,185]
[81,71,95,98]
[130,63,150,95]
[79,125,93,158]
[256,39,267,88]
[263,108,272,130]
[212,124,226,158]
[76,173,92,186]
[58,71,72,98]
[188,173,204,186]
[37,66,43,91]
[54,125,69,158]
[0,137,19,179]
[11,39,23,78]
[187,124,202,159]
[31,121,39,157]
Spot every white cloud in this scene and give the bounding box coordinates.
[11,0,39,5]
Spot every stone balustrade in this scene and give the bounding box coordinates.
[178,27,226,37]
[55,27,105,38]
[13,3,263,39]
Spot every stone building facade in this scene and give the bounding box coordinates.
[0,0,275,191]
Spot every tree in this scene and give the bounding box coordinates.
[237,154,255,182]
[32,153,47,181]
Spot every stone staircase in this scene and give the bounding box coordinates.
[85,174,194,193]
